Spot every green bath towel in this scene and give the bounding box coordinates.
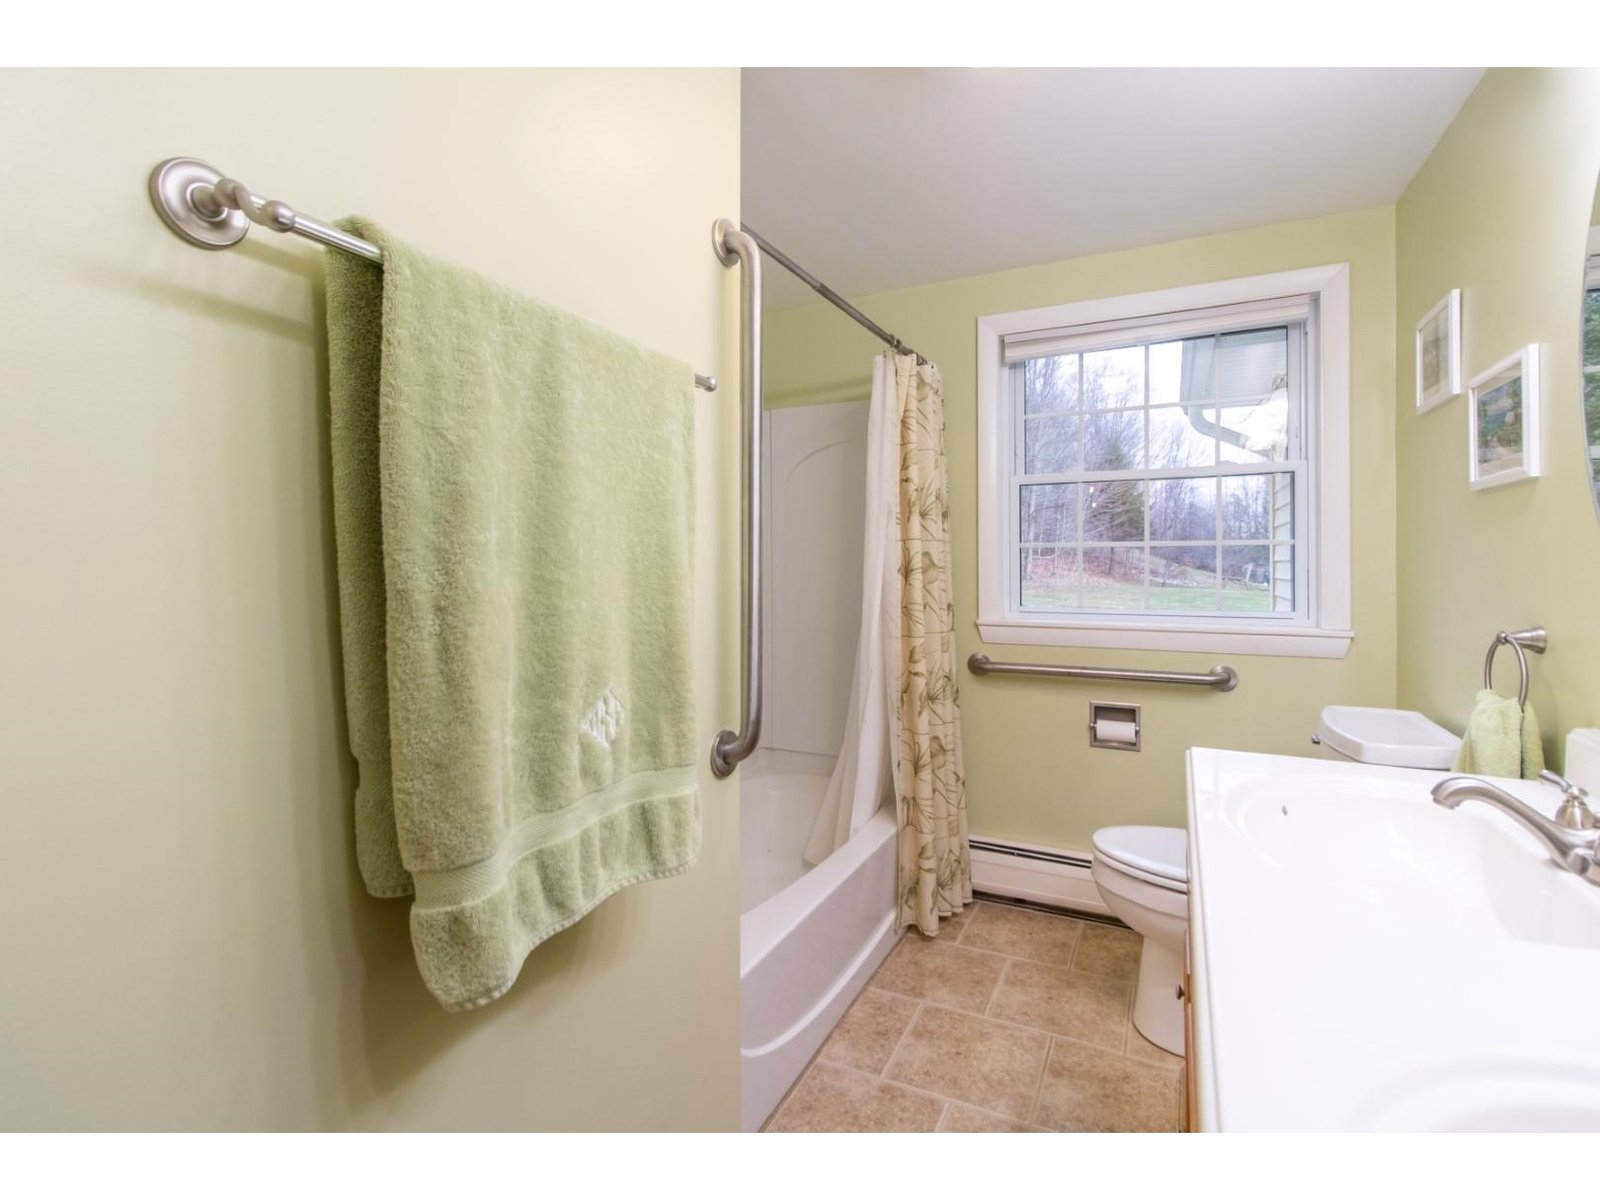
[1452,689,1545,780]
[325,219,698,1011]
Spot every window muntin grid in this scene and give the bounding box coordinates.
[1008,322,1307,621]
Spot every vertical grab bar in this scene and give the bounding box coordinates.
[711,219,763,778]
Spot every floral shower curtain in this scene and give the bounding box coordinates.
[888,352,972,935]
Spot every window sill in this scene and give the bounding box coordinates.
[976,618,1353,659]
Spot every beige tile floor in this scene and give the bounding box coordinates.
[764,899,1184,1133]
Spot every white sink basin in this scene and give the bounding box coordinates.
[1187,749,1600,1131]
[1222,773,1600,949]
[1317,704,1461,769]
[1356,1062,1600,1131]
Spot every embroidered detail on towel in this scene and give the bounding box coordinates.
[580,688,627,748]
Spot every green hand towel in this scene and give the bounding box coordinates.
[1452,689,1546,780]
[1520,699,1547,779]
[325,219,698,1011]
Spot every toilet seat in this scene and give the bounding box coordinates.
[1091,825,1188,893]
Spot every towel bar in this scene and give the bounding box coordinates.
[967,653,1238,692]
[1483,626,1547,708]
[147,157,719,392]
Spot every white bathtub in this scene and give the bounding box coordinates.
[739,749,899,1130]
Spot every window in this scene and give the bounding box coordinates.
[977,266,1352,657]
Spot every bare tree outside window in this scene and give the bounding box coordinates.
[1016,324,1298,616]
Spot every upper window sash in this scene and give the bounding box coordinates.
[1006,319,1311,479]
[1001,297,1314,365]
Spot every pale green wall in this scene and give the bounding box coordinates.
[0,70,741,1130]
[767,208,1398,852]
[1395,69,1600,761]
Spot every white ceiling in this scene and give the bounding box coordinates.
[743,68,1484,309]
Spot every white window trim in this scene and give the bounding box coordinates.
[976,264,1352,659]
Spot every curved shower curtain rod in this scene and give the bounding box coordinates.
[739,224,925,365]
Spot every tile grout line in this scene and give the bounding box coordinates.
[884,913,1150,1040]
[870,940,1145,1049]
[781,986,869,1109]
[776,907,1170,1133]
[969,929,1141,984]
[876,988,1173,1127]
[1120,973,1138,1060]
[1035,1033,1184,1134]
[951,901,977,946]
[825,1059,983,1111]
[939,906,1130,976]
[986,967,1140,1052]
[879,1000,925,1079]
[777,1060,948,1132]
[874,939,1161,1063]
[1121,968,1145,1069]
[910,995,1179,1074]
[772,977,913,1125]
[954,904,1093,963]
[982,956,1009,1018]
[1025,1034,1059,1129]
[877,967,1057,1128]
[823,1059,1042,1131]
[957,941,1088,971]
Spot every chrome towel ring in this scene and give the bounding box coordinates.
[1483,626,1547,708]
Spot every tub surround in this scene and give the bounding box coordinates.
[1187,747,1600,1131]
[740,390,890,1132]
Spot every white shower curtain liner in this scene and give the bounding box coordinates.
[803,353,897,866]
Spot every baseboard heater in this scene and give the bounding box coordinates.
[968,837,1112,919]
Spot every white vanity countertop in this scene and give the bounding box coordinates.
[1187,747,1600,1132]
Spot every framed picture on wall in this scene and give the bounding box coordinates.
[1415,289,1462,413]
[1468,345,1541,489]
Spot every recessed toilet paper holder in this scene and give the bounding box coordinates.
[1090,702,1142,752]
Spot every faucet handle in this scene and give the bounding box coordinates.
[1540,769,1588,796]
[1540,770,1597,831]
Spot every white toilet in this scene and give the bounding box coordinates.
[1089,826,1189,1054]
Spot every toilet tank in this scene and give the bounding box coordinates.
[1314,706,1461,771]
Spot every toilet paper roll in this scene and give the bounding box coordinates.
[1094,717,1139,746]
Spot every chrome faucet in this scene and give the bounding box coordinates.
[1430,771,1600,885]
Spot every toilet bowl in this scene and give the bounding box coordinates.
[1089,826,1188,1055]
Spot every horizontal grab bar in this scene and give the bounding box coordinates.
[967,653,1238,692]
